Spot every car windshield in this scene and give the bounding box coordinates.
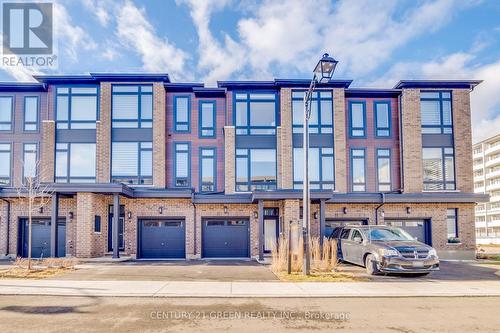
[367,228,414,241]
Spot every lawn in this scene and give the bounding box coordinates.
[0,266,74,279]
[273,271,368,282]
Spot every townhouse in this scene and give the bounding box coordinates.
[0,73,487,260]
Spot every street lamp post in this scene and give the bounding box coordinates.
[303,53,338,275]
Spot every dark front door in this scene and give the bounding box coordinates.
[139,219,185,259]
[20,218,66,258]
[202,219,249,258]
[108,205,125,252]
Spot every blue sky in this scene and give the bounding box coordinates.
[1,0,499,141]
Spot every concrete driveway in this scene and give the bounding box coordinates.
[49,260,279,282]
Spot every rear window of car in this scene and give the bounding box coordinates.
[340,228,351,239]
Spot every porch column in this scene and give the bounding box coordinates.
[112,194,120,259]
[50,193,59,257]
[258,200,264,261]
[319,199,326,246]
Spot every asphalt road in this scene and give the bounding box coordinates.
[0,295,498,332]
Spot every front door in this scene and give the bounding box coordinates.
[108,208,125,252]
[264,218,278,252]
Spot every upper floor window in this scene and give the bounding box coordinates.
[56,87,98,129]
[55,143,96,183]
[235,92,276,135]
[0,96,13,131]
[174,96,190,132]
[200,147,216,192]
[351,148,366,191]
[422,147,455,190]
[374,101,391,137]
[199,101,216,137]
[292,90,333,134]
[376,148,391,192]
[349,101,366,138]
[0,143,11,185]
[23,143,37,180]
[111,141,152,185]
[174,143,190,187]
[236,148,276,191]
[420,91,452,134]
[24,96,39,131]
[112,85,152,128]
[293,147,334,190]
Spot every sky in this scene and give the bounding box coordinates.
[1,0,499,142]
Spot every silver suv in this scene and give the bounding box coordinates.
[330,225,440,276]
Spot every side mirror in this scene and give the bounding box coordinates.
[353,236,362,243]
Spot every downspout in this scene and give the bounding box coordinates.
[0,198,11,257]
[375,193,385,225]
[191,192,197,257]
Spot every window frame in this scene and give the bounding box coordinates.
[23,142,38,181]
[55,142,96,183]
[374,100,391,138]
[350,148,367,192]
[293,146,335,190]
[55,85,99,129]
[0,142,12,185]
[235,148,277,192]
[23,96,39,132]
[233,91,278,135]
[376,148,392,192]
[420,91,453,134]
[199,147,217,193]
[291,90,333,134]
[446,208,459,242]
[111,84,153,129]
[173,95,191,133]
[94,215,101,233]
[422,147,456,191]
[0,96,14,132]
[174,142,191,188]
[348,100,367,138]
[111,141,152,185]
[198,100,216,138]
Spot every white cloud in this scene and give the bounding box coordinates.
[81,0,113,26]
[115,1,189,79]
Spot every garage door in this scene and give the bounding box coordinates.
[20,219,66,258]
[385,220,430,245]
[202,219,249,258]
[324,220,367,238]
[139,219,185,259]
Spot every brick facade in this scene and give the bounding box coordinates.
[153,82,166,188]
[279,88,293,189]
[224,126,235,194]
[452,89,474,193]
[40,120,55,183]
[97,82,111,183]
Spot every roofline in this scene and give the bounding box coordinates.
[217,81,277,89]
[218,79,353,89]
[393,80,482,90]
[473,133,500,146]
[345,88,401,98]
[0,82,46,92]
[164,82,204,92]
[33,73,171,84]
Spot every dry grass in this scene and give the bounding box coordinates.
[0,257,79,279]
[274,271,367,282]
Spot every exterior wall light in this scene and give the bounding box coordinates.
[127,211,132,219]
[38,207,43,214]
[313,212,318,219]
[224,206,228,214]
[159,206,163,214]
[343,207,348,214]
[69,212,74,220]
[406,207,411,214]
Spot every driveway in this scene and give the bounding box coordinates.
[49,260,279,282]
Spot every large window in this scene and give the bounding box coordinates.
[174,143,190,187]
[199,101,216,137]
[56,87,98,129]
[0,143,11,185]
[374,101,391,137]
[111,142,152,185]
[349,101,366,137]
[376,148,391,192]
[420,91,452,134]
[0,96,13,131]
[293,147,334,190]
[23,143,37,180]
[235,92,276,135]
[174,96,190,132]
[200,148,216,192]
[292,90,333,134]
[422,147,455,190]
[351,148,366,191]
[446,208,458,242]
[112,85,152,128]
[56,143,96,183]
[24,96,39,131]
[236,149,276,191]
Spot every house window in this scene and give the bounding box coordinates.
[422,147,455,190]
[0,143,11,185]
[349,101,366,137]
[374,101,391,137]
[111,142,152,185]
[174,143,190,187]
[112,85,152,128]
[200,148,216,192]
[55,143,96,183]
[376,148,391,192]
[199,101,216,137]
[94,216,101,233]
[23,143,37,180]
[351,148,366,191]
[56,87,98,129]
[293,147,334,190]
[446,208,458,242]
[0,97,13,131]
[236,149,276,191]
[292,90,333,134]
[235,92,276,135]
[420,91,452,134]
[24,96,39,131]
[174,96,190,132]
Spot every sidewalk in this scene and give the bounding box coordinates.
[1,279,500,297]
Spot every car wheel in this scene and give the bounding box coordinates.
[365,254,379,275]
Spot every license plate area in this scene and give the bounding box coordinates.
[412,261,424,267]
